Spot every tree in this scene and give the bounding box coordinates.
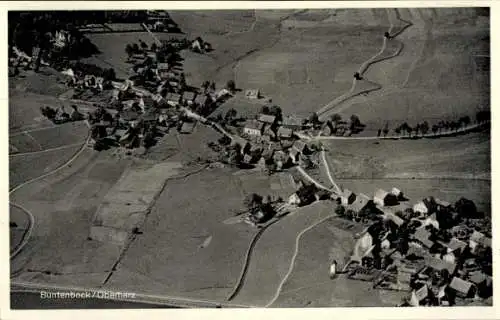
[260,105,270,115]
[226,79,236,93]
[125,44,134,59]
[454,197,480,219]
[377,129,381,137]
[140,40,148,51]
[151,42,158,52]
[420,121,429,136]
[383,122,389,137]
[244,193,264,213]
[224,108,237,124]
[431,124,438,135]
[103,68,116,81]
[335,205,346,217]
[269,105,283,122]
[331,113,342,126]
[394,126,401,136]
[132,43,140,54]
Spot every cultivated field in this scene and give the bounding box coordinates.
[106,168,255,300]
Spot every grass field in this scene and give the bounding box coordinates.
[324,132,490,180]
[271,217,402,307]
[107,167,255,300]
[232,201,336,306]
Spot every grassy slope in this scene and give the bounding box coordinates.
[11,150,131,287]
[111,168,254,300]
[324,132,490,180]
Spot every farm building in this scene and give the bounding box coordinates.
[373,189,399,207]
[282,116,304,130]
[413,201,429,216]
[391,187,404,199]
[469,230,491,253]
[449,277,475,298]
[243,120,264,136]
[179,121,196,134]
[349,193,373,214]
[258,114,276,125]
[183,91,197,105]
[340,189,356,206]
[245,89,260,99]
[165,92,183,107]
[413,227,434,248]
[277,127,293,139]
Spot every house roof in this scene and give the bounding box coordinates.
[183,91,196,100]
[180,121,196,132]
[166,92,182,101]
[350,193,371,213]
[468,271,489,285]
[397,270,412,283]
[449,277,474,294]
[435,198,451,207]
[258,114,276,124]
[385,211,405,226]
[391,187,402,196]
[425,256,457,274]
[374,189,389,200]
[244,120,264,131]
[413,227,433,248]
[243,154,253,163]
[277,126,293,138]
[414,284,429,301]
[292,140,307,152]
[120,110,140,121]
[439,237,467,252]
[342,189,354,198]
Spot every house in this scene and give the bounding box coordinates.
[179,121,196,134]
[413,227,434,248]
[292,140,308,154]
[120,109,140,122]
[281,116,304,130]
[262,124,276,139]
[439,237,467,254]
[194,94,213,109]
[277,127,293,139]
[449,277,475,298]
[424,256,457,275]
[413,201,429,216]
[397,269,412,291]
[183,91,197,105]
[373,189,399,207]
[288,193,301,206]
[245,89,260,99]
[258,114,276,125]
[382,209,405,227]
[243,154,253,164]
[469,230,491,252]
[157,62,169,71]
[165,92,183,107]
[435,198,451,210]
[468,271,492,287]
[410,284,429,306]
[340,189,356,206]
[391,187,404,199]
[423,213,440,229]
[349,193,373,214]
[243,120,264,136]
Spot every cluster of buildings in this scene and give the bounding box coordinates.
[332,187,492,306]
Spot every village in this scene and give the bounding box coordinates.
[8,9,492,309]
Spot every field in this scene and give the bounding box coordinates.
[105,168,255,300]
[324,132,490,180]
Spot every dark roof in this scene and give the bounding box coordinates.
[374,189,389,200]
[449,277,474,294]
[180,121,196,133]
[468,271,489,285]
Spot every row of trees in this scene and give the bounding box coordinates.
[392,111,490,138]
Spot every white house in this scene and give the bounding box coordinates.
[413,201,429,216]
[243,120,264,136]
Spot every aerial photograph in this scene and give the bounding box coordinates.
[8,7,491,309]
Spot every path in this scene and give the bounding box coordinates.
[316,8,412,118]
[320,150,341,194]
[9,120,91,259]
[265,214,335,307]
